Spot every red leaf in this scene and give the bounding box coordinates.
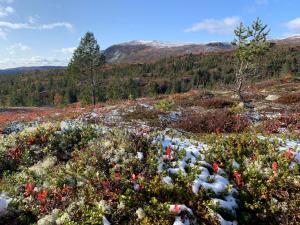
[213,162,219,173]
[285,148,295,159]
[37,190,48,203]
[24,183,35,197]
[233,171,244,187]
[166,145,172,160]
[272,162,278,174]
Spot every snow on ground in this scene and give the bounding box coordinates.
[258,135,300,164]
[279,139,300,163]
[0,194,10,215]
[102,216,111,225]
[2,106,300,225]
[152,130,238,225]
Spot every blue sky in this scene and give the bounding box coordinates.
[0,0,300,68]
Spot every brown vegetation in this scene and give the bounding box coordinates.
[174,109,250,133]
[276,92,300,104]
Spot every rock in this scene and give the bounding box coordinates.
[265,95,280,101]
[237,102,254,109]
[243,111,262,123]
[159,111,182,123]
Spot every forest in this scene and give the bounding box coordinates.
[0,43,299,107]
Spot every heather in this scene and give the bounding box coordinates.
[0,82,299,225]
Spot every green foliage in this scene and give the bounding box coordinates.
[0,123,299,224]
[68,32,103,73]
[0,42,299,107]
[204,133,300,225]
[154,99,175,112]
[68,32,105,105]
[233,18,270,102]
[233,18,270,64]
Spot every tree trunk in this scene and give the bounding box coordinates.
[90,65,96,106]
[235,61,246,106]
[236,74,245,103]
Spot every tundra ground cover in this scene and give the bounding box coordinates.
[0,83,300,225]
[0,119,299,225]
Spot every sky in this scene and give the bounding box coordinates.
[0,0,300,69]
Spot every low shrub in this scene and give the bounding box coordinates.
[262,114,300,134]
[124,106,163,127]
[154,99,175,112]
[174,110,250,133]
[199,97,235,109]
[205,133,300,225]
[0,122,97,177]
[276,92,300,104]
[174,91,214,108]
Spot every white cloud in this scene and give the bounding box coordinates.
[285,17,300,31]
[0,6,14,17]
[184,16,241,34]
[59,47,76,54]
[0,56,68,69]
[0,20,74,39]
[0,21,73,30]
[7,42,31,54]
[38,22,73,31]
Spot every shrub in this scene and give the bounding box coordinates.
[276,92,300,104]
[154,99,175,112]
[174,110,250,133]
[199,97,235,109]
[262,114,300,134]
[174,90,214,108]
[124,106,163,127]
[204,133,300,225]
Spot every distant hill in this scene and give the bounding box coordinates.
[274,35,300,45]
[0,66,65,75]
[102,36,300,64]
[103,40,233,64]
[1,36,300,75]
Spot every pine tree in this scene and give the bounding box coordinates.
[233,18,270,106]
[68,32,105,105]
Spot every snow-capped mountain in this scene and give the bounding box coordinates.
[120,40,196,48]
[103,40,233,64]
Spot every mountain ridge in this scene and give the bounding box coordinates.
[0,66,65,75]
[1,36,300,74]
[103,40,233,64]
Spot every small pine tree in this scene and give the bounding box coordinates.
[233,18,270,105]
[68,32,105,105]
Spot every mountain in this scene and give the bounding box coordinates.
[1,36,300,73]
[274,35,300,45]
[0,66,65,75]
[103,36,300,64]
[103,40,233,64]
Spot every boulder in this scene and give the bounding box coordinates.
[265,95,280,101]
